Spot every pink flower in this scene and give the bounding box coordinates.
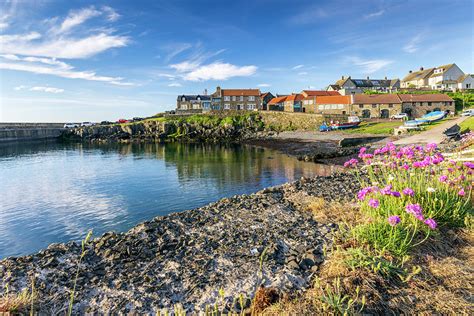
[368,198,380,208]
[391,191,401,198]
[380,185,393,195]
[388,215,401,226]
[438,175,448,183]
[406,204,423,220]
[402,188,415,196]
[463,162,474,169]
[401,164,410,170]
[425,143,437,152]
[458,188,465,196]
[424,218,437,230]
[344,158,359,168]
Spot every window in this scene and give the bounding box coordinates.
[224,96,230,101]
[182,97,186,101]
[428,102,432,106]
[224,103,230,110]
[389,104,393,108]
[372,104,377,108]
[248,96,255,101]
[232,96,236,101]
[318,105,324,110]
[337,104,344,109]
[247,104,256,110]
[240,96,244,101]
[359,104,363,108]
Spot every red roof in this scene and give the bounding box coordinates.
[316,95,352,104]
[268,96,287,105]
[222,89,261,96]
[302,90,340,97]
[353,94,401,104]
[285,94,304,102]
[398,94,454,102]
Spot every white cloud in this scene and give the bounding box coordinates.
[170,61,201,73]
[403,34,422,53]
[258,83,271,87]
[56,6,101,34]
[364,10,385,19]
[0,55,134,86]
[14,85,27,91]
[292,64,304,70]
[30,86,64,93]
[0,33,128,59]
[348,57,393,74]
[168,82,182,87]
[163,43,193,62]
[298,71,308,75]
[102,6,120,22]
[183,62,257,81]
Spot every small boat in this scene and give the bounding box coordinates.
[404,111,446,127]
[331,116,361,130]
[420,111,446,123]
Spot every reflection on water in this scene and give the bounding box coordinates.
[0,141,340,258]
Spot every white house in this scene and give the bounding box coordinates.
[402,63,472,91]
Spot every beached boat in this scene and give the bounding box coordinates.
[404,111,446,127]
[319,116,360,131]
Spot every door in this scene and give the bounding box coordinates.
[381,109,389,119]
[362,109,371,118]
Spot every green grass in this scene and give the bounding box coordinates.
[459,116,474,133]
[342,121,401,135]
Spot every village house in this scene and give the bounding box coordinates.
[301,90,341,112]
[312,95,352,115]
[398,94,455,118]
[210,86,262,111]
[267,96,287,111]
[401,63,473,91]
[283,94,304,112]
[327,76,400,95]
[352,94,402,118]
[260,92,275,110]
[176,95,212,112]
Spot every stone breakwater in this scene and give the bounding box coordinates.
[0,173,359,314]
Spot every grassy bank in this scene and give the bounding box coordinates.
[342,121,401,135]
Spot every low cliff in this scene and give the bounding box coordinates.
[62,113,265,143]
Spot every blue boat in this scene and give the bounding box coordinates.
[404,111,446,127]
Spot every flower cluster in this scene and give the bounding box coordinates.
[343,158,358,168]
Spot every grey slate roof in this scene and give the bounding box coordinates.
[177,95,211,101]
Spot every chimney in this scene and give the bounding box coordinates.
[348,76,351,79]
[409,70,413,73]
[384,76,387,80]
[420,67,424,71]
[367,76,370,80]
[342,75,345,80]
[204,89,208,95]
[216,86,221,97]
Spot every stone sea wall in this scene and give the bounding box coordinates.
[0,173,359,314]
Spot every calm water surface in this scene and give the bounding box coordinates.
[0,141,340,258]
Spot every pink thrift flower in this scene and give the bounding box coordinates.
[406,204,423,220]
[402,188,415,196]
[391,191,401,198]
[438,175,448,183]
[368,198,380,208]
[387,215,401,226]
[458,189,465,196]
[463,162,474,169]
[380,185,393,195]
[424,218,437,230]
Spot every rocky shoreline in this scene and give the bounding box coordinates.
[0,173,359,314]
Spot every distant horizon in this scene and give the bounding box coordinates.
[1,0,473,122]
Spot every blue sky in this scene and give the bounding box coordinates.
[0,0,473,122]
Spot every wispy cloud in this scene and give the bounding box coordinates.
[288,7,327,25]
[1,54,134,86]
[102,6,120,22]
[170,61,201,73]
[168,82,182,87]
[0,0,18,31]
[298,71,308,75]
[258,83,271,87]
[55,6,101,34]
[183,62,257,81]
[347,57,393,74]
[403,34,422,53]
[14,85,65,93]
[364,10,385,19]
[292,64,304,70]
[163,43,193,62]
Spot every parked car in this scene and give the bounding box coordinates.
[100,121,113,125]
[391,113,408,120]
[132,117,143,122]
[461,109,474,116]
[117,119,129,124]
[63,123,78,128]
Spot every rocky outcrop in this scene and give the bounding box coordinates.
[0,173,359,314]
[62,115,264,143]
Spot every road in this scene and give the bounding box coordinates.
[394,116,468,145]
